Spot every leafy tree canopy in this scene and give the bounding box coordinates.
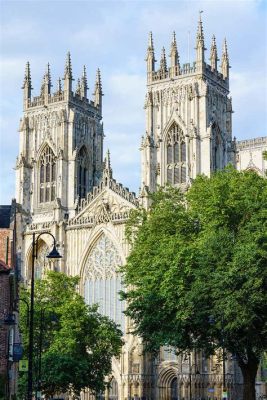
[19,271,123,399]
[122,167,267,400]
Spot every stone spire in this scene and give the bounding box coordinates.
[221,38,230,79]
[210,35,218,72]
[146,32,156,83]
[170,31,180,77]
[80,65,88,99]
[103,149,112,182]
[64,51,73,96]
[160,47,167,77]
[94,68,103,114]
[195,11,206,69]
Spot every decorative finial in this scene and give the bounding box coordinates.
[210,34,218,71]
[195,11,206,67]
[76,78,81,96]
[45,63,52,87]
[80,65,88,99]
[103,149,112,181]
[197,10,204,44]
[170,31,180,76]
[57,77,62,93]
[64,51,73,79]
[148,31,154,51]
[221,37,230,79]
[94,68,103,112]
[95,68,102,92]
[22,61,32,89]
[160,47,167,74]
[172,31,177,46]
[223,38,229,59]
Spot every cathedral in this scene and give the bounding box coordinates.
[15,15,251,400]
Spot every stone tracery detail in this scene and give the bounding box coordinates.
[84,234,125,330]
[166,123,186,184]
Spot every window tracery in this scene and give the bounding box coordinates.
[166,123,186,184]
[77,146,88,198]
[39,145,56,203]
[84,235,125,331]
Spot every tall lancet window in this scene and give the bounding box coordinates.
[83,234,125,332]
[77,146,88,199]
[166,123,186,185]
[39,145,56,203]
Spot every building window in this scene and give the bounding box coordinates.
[83,234,125,332]
[39,146,56,203]
[166,123,186,184]
[77,146,88,198]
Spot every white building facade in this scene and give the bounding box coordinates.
[15,16,257,400]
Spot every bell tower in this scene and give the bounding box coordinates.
[15,53,104,222]
[141,14,235,194]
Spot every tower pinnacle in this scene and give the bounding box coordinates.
[195,11,206,68]
[160,47,167,78]
[80,65,88,99]
[170,31,180,77]
[221,38,230,80]
[22,61,32,108]
[103,149,113,181]
[94,68,103,114]
[146,32,156,82]
[210,35,218,72]
[64,51,73,96]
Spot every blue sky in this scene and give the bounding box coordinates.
[0,0,266,204]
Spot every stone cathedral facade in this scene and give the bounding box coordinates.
[16,16,244,400]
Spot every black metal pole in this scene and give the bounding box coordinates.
[37,308,44,399]
[189,352,192,400]
[222,318,226,393]
[27,232,35,400]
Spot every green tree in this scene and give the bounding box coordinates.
[19,271,123,399]
[122,167,267,400]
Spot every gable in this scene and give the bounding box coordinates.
[69,183,138,228]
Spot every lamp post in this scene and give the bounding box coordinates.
[27,232,62,400]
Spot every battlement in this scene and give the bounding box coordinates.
[22,53,103,115]
[237,137,267,150]
[25,90,97,112]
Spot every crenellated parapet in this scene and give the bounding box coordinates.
[22,53,103,118]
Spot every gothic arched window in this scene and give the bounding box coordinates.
[83,234,125,332]
[77,146,88,199]
[166,123,186,184]
[39,146,56,203]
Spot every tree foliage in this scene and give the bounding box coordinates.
[121,167,267,400]
[18,271,123,398]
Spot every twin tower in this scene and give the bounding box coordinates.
[16,14,234,221]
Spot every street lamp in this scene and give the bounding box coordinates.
[27,232,62,400]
